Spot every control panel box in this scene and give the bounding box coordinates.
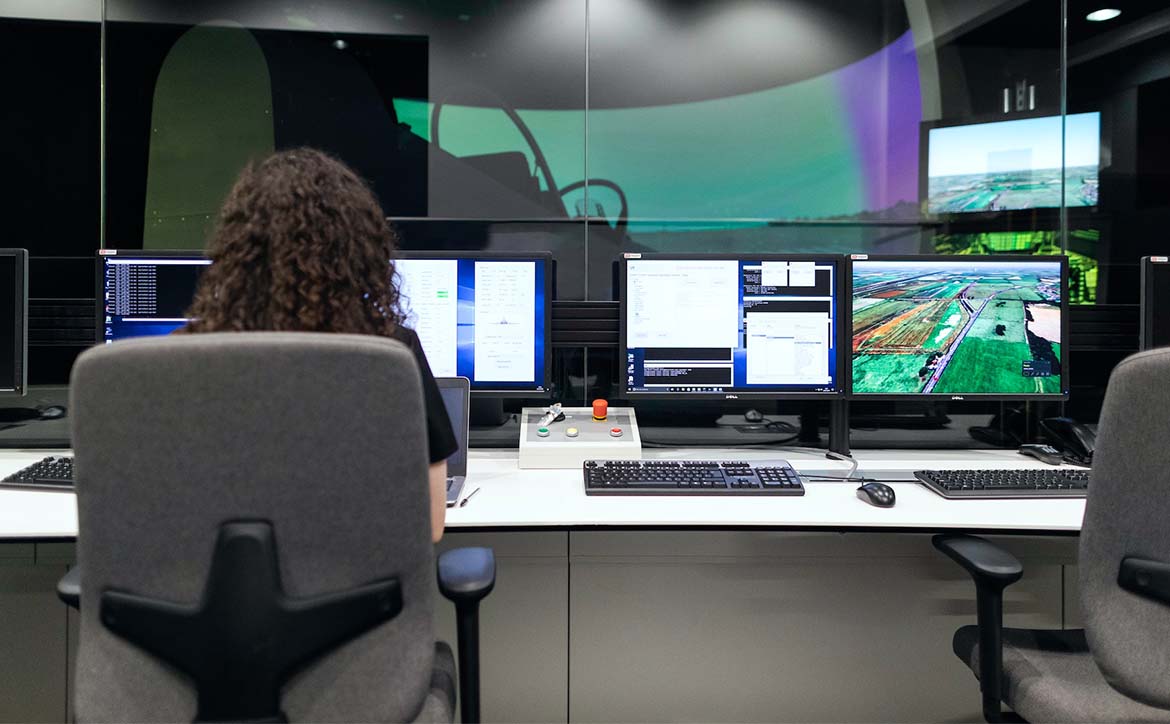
[518,407,642,469]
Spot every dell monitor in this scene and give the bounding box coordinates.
[0,249,28,396]
[620,253,843,399]
[849,255,1068,399]
[99,250,209,343]
[99,249,553,394]
[395,251,552,394]
[1140,256,1170,351]
[924,112,1100,214]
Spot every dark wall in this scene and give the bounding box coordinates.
[5,0,1169,425]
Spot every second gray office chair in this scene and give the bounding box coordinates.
[935,347,1170,723]
[63,332,493,723]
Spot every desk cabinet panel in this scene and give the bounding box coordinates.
[0,559,67,723]
[569,532,1073,723]
[436,532,569,723]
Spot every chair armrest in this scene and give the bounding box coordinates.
[438,547,496,604]
[58,566,81,609]
[437,548,495,724]
[933,535,1023,723]
[933,534,1023,589]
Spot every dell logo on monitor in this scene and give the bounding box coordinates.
[951,395,966,401]
[724,394,739,399]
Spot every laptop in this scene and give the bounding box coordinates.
[437,377,470,506]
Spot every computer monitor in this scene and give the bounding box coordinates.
[620,253,843,400]
[98,250,209,343]
[0,249,28,395]
[849,255,1069,399]
[1140,256,1170,351]
[394,251,552,395]
[924,112,1100,214]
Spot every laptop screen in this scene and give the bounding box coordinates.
[436,378,469,476]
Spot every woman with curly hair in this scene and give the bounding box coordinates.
[184,147,456,542]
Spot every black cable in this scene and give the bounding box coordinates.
[639,434,801,448]
[713,416,800,435]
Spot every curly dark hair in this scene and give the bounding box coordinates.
[183,148,402,335]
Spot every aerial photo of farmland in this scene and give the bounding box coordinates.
[928,165,1098,213]
[852,260,1063,395]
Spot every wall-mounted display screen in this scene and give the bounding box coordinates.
[926,112,1100,213]
[850,256,1068,398]
[621,254,842,399]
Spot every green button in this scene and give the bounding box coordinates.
[537,427,550,437]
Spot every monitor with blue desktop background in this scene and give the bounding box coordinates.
[393,251,551,394]
[924,112,1100,214]
[99,250,208,343]
[100,249,553,395]
[849,255,1068,399]
[620,253,842,399]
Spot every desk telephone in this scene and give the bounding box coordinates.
[1040,417,1096,466]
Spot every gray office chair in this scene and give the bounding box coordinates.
[935,347,1170,723]
[59,332,494,723]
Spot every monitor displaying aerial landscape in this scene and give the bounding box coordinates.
[926,112,1100,214]
[851,257,1066,397]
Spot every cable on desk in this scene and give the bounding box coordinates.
[639,434,801,448]
[713,416,800,434]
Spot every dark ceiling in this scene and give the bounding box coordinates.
[951,0,1169,49]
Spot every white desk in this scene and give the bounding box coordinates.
[0,446,1086,724]
[0,447,1085,539]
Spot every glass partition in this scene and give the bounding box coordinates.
[13,0,1168,420]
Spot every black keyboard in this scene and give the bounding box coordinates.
[584,459,804,496]
[915,468,1090,499]
[1,455,75,491]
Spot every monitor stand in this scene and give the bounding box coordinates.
[470,398,509,427]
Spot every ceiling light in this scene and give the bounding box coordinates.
[1086,8,1122,22]
[332,39,348,50]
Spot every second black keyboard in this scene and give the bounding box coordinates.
[1,456,75,491]
[915,468,1090,499]
[584,459,804,496]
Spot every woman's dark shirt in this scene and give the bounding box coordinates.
[390,326,459,464]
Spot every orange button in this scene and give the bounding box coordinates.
[593,399,608,420]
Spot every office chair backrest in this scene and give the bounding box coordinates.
[1080,347,1170,708]
[70,332,435,722]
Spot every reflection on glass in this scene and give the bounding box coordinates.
[105,0,587,244]
[588,28,922,223]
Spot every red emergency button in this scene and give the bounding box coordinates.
[593,399,608,421]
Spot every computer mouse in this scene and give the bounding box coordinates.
[856,482,896,508]
[744,409,765,423]
[38,406,66,420]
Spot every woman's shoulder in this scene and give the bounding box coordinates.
[388,325,421,349]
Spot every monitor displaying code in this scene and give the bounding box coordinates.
[624,257,839,397]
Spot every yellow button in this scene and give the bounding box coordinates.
[566,427,579,438]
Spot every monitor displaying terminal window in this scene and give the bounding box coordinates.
[395,252,552,394]
[1140,256,1170,351]
[620,253,842,399]
[925,112,1100,214]
[99,250,209,343]
[0,250,28,395]
[850,255,1068,399]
